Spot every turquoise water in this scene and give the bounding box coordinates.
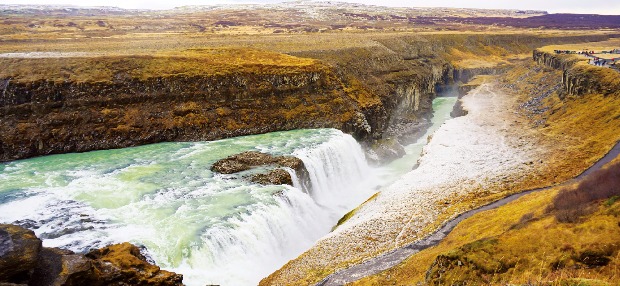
[0,129,375,285]
[0,96,457,285]
[382,96,458,181]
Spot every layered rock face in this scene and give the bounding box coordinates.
[533,49,620,97]
[0,53,368,162]
[0,34,615,164]
[0,224,183,286]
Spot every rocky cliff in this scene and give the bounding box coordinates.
[0,34,616,162]
[259,34,620,286]
[0,50,375,162]
[533,49,620,97]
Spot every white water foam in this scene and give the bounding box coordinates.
[294,132,377,210]
[0,129,377,286]
[171,131,378,285]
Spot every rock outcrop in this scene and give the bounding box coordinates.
[0,224,42,284]
[533,49,620,97]
[211,151,304,174]
[364,138,407,165]
[0,224,183,286]
[250,169,295,186]
[211,151,309,187]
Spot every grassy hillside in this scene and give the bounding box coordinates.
[354,157,620,285]
[0,48,320,83]
[352,48,620,286]
[512,53,620,183]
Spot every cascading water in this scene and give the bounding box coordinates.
[0,93,458,286]
[294,133,376,209]
[0,129,377,286]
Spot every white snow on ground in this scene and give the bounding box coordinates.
[271,82,543,283]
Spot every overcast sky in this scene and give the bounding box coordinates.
[3,0,620,15]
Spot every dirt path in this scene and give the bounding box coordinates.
[316,142,620,286]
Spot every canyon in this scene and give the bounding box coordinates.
[1,33,616,162]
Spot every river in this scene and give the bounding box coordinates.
[0,96,456,285]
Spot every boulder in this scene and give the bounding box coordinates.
[251,169,294,185]
[30,248,95,286]
[211,151,305,174]
[364,138,406,165]
[86,242,183,285]
[450,99,468,118]
[0,224,42,283]
[0,224,183,286]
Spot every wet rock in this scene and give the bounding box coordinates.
[0,224,183,286]
[251,169,294,185]
[86,242,183,285]
[0,224,42,283]
[385,118,431,146]
[364,138,406,165]
[30,248,95,286]
[450,99,468,118]
[32,244,184,286]
[211,151,305,174]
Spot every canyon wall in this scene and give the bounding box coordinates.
[0,34,616,162]
[533,49,620,97]
[0,58,369,161]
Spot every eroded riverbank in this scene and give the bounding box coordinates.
[262,80,548,285]
[319,139,620,285]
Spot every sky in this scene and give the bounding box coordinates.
[2,0,620,15]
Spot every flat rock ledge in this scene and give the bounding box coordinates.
[211,151,307,186]
[0,224,183,286]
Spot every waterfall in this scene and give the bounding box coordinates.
[294,132,375,210]
[0,129,377,286]
[174,130,377,285]
[176,186,329,286]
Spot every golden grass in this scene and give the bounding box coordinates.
[352,51,620,286]
[460,74,493,88]
[0,48,321,83]
[446,47,510,69]
[535,65,619,177]
[353,178,620,285]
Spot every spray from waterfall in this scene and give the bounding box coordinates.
[0,129,377,286]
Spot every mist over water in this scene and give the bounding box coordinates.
[0,129,377,285]
[0,96,457,285]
